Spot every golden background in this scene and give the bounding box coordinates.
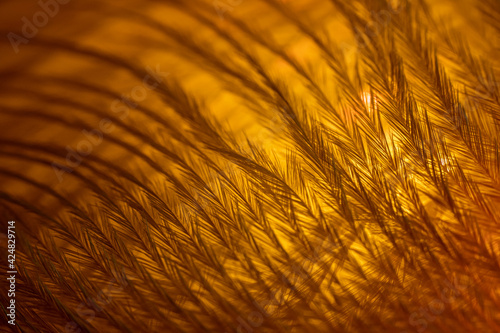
[0,0,499,332]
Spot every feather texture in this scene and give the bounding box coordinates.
[0,0,499,332]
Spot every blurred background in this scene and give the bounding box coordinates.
[1,0,499,332]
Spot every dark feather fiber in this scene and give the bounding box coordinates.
[0,0,499,332]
